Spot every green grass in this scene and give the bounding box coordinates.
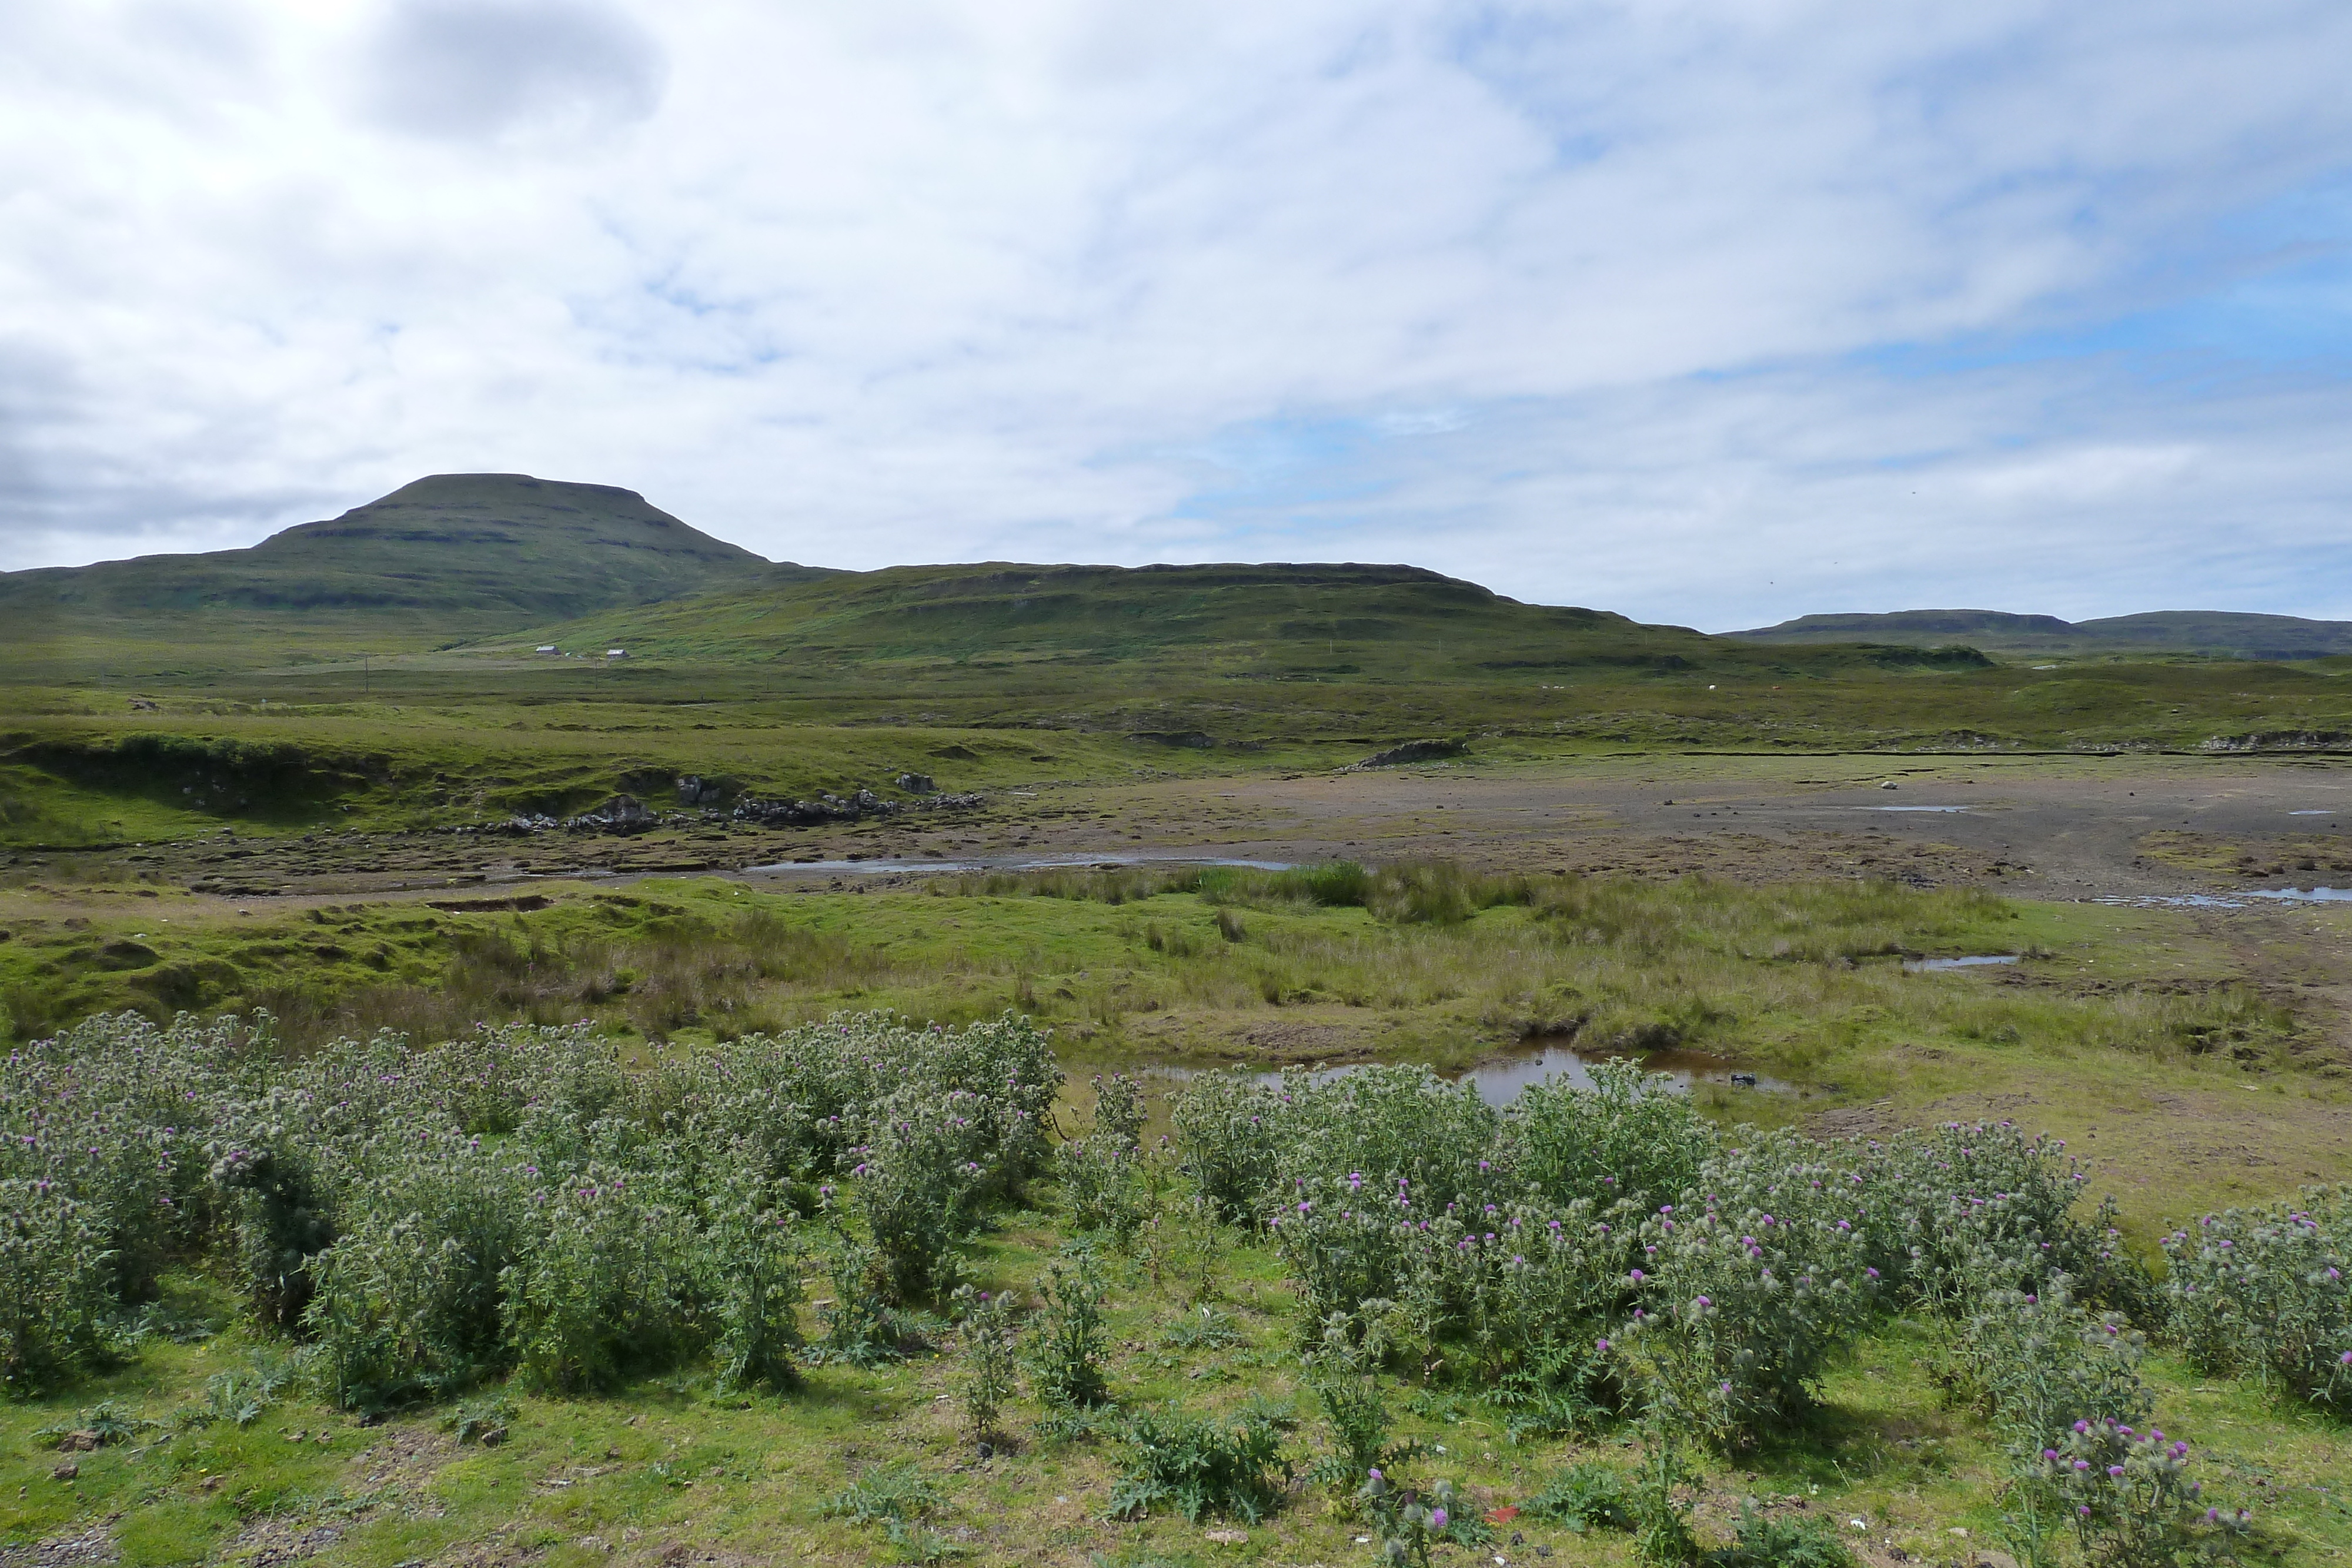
[4,1234,2346,1568]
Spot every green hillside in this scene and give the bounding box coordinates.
[495,559,1983,681]
[1,473,816,680]
[1729,607,2352,660]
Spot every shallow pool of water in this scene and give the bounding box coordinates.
[744,852,1295,875]
[2289,810,2336,816]
[1124,1044,1789,1106]
[1904,954,2020,972]
[2093,888,2352,908]
[2096,894,2249,908]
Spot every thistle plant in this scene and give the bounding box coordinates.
[709,1180,803,1393]
[1357,1473,1470,1568]
[2023,1418,2251,1566]
[2163,1187,2351,1413]
[951,1284,1020,1440]
[1026,1251,1110,1411]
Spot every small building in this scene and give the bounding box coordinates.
[536,644,559,654]
[605,648,628,658]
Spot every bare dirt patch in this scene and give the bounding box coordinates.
[0,1525,118,1568]
[346,1423,459,1516]
[1123,1010,1390,1064]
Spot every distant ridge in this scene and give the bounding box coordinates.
[1728,608,2352,661]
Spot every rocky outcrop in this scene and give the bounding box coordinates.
[732,788,984,825]
[2201,731,2352,753]
[1355,737,1468,767]
[564,794,660,834]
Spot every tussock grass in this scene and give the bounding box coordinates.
[2,865,2300,1098]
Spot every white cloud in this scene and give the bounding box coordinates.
[1,0,2347,626]
[359,0,664,145]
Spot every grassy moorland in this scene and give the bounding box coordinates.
[11,644,2352,851]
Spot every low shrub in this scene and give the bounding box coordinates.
[1616,1134,1877,1441]
[443,1393,516,1446]
[707,1180,803,1394]
[1505,1058,1713,1211]
[2163,1187,2351,1413]
[1110,1403,1290,1523]
[822,1461,942,1526]
[1712,1506,1856,1568]
[1521,1461,1635,1532]
[952,1285,1020,1439]
[499,1171,710,1392]
[35,1399,149,1449]
[194,1352,297,1429]
[0,1180,115,1395]
[1947,1264,2154,1455]
[1027,1252,1110,1411]
[811,1231,907,1368]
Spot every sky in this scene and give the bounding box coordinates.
[2,0,2349,631]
